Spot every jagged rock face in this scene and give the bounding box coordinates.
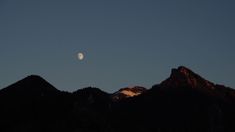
[111,86,147,101]
[160,66,215,89]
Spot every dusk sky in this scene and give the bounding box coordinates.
[0,0,235,92]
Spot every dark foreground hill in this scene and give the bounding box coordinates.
[0,66,235,132]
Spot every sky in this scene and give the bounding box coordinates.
[0,0,235,93]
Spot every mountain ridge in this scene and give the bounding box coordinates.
[0,66,233,95]
[0,66,235,132]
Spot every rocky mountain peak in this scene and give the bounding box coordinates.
[161,66,215,89]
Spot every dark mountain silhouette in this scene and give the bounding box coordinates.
[110,66,235,132]
[0,66,235,132]
[69,87,112,132]
[0,75,60,97]
[0,75,70,132]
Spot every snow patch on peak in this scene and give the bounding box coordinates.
[111,86,147,101]
[120,89,142,97]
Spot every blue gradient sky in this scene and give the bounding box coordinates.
[0,0,235,92]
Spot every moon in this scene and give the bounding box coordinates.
[77,52,84,60]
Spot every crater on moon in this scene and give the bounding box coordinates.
[77,53,84,60]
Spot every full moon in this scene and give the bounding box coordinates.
[77,53,84,60]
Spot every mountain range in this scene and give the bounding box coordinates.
[0,66,235,132]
